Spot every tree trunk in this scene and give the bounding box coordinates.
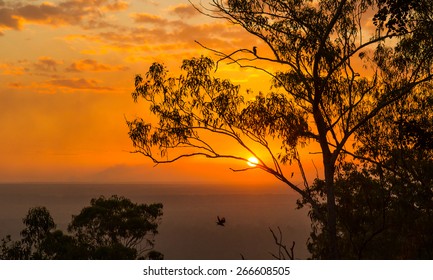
[324,160,338,259]
[313,103,338,259]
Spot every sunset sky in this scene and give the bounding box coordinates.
[0,0,289,184]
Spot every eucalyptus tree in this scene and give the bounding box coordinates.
[305,92,433,259]
[68,195,163,260]
[128,0,433,258]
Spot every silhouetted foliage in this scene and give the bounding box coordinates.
[0,196,163,260]
[128,0,433,259]
[21,206,56,259]
[373,0,421,33]
[299,90,433,259]
[69,195,163,259]
[0,235,26,260]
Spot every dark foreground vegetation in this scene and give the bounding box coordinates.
[0,195,163,260]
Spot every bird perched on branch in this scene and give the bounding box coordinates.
[252,46,257,56]
[216,216,226,226]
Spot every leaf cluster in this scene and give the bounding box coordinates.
[373,0,420,33]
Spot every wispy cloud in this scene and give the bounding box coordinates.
[0,0,129,33]
[47,78,113,90]
[68,16,257,57]
[132,13,168,25]
[66,59,129,72]
[0,62,28,75]
[33,57,63,72]
[103,0,129,12]
[0,5,20,33]
[169,4,201,19]
[7,82,24,89]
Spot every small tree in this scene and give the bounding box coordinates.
[68,195,163,259]
[0,207,56,259]
[128,0,433,258]
[21,207,56,259]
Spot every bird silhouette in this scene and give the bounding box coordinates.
[216,216,226,226]
[252,46,257,56]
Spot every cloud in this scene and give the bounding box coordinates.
[7,82,24,88]
[104,0,129,11]
[16,3,74,26]
[97,15,253,50]
[131,13,168,25]
[0,7,21,30]
[47,78,113,90]
[55,4,260,58]
[0,0,129,33]
[33,57,63,72]
[170,4,200,19]
[0,62,28,75]
[66,59,129,72]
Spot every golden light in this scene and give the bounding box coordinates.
[247,156,259,167]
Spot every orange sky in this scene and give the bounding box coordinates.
[1,0,291,185]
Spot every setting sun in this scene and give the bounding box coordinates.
[247,156,259,167]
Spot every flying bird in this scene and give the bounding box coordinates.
[216,216,226,226]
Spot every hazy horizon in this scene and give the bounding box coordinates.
[0,182,311,260]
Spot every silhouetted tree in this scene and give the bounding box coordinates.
[0,235,26,260]
[68,195,163,260]
[300,91,433,259]
[269,227,295,260]
[0,196,163,260]
[128,0,433,258]
[0,207,56,259]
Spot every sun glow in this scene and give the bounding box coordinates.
[247,156,259,167]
